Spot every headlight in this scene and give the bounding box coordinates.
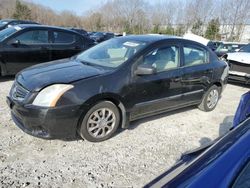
[32,84,74,107]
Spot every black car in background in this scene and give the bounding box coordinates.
[0,19,39,31]
[7,35,228,142]
[213,41,223,49]
[68,27,89,37]
[215,42,247,57]
[89,32,115,42]
[0,24,95,76]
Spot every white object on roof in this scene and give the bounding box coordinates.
[183,33,210,46]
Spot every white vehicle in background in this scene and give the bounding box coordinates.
[223,44,250,84]
[183,33,216,51]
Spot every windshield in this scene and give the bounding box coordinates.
[239,44,250,52]
[216,43,242,52]
[76,38,148,68]
[93,32,103,37]
[0,27,19,42]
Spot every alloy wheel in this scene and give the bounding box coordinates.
[86,108,116,138]
[207,89,219,109]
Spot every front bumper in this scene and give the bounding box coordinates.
[229,71,250,84]
[7,96,82,139]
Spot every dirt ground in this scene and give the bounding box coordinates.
[0,77,249,188]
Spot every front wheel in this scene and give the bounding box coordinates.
[78,101,120,142]
[198,85,220,112]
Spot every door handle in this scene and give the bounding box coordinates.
[173,77,182,82]
[40,46,48,50]
[75,46,81,50]
[205,69,213,73]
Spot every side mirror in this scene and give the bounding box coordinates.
[10,39,20,47]
[135,64,156,76]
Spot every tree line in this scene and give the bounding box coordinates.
[0,0,249,41]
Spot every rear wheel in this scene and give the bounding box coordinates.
[198,85,220,112]
[78,101,120,142]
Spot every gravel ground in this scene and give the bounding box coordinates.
[0,77,249,188]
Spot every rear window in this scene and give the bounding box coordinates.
[183,46,208,66]
[53,31,75,44]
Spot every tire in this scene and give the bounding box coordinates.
[78,101,120,142]
[198,85,220,112]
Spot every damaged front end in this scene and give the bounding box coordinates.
[222,53,250,84]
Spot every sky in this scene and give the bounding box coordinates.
[24,0,108,15]
[24,0,160,16]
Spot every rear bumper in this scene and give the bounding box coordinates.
[7,96,82,139]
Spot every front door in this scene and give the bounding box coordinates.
[3,29,50,74]
[130,45,184,120]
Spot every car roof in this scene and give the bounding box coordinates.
[120,34,181,42]
[119,35,208,48]
[15,24,81,34]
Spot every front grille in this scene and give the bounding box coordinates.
[11,82,30,101]
[228,60,250,74]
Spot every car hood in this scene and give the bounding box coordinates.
[227,52,250,64]
[16,58,110,92]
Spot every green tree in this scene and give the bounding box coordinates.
[191,19,203,35]
[175,25,186,36]
[152,24,160,34]
[12,0,32,20]
[205,18,220,40]
[163,25,175,35]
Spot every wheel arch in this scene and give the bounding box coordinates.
[211,81,223,94]
[77,93,129,134]
[213,81,222,88]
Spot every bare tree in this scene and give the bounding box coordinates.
[0,0,249,41]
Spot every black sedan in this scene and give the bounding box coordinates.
[0,19,39,31]
[0,24,94,76]
[7,35,228,142]
[89,32,114,43]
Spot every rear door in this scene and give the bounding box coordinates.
[181,44,213,104]
[2,28,50,74]
[50,30,85,60]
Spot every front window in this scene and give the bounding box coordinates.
[76,38,147,68]
[140,46,180,72]
[0,27,19,42]
[16,30,49,44]
[239,44,250,52]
